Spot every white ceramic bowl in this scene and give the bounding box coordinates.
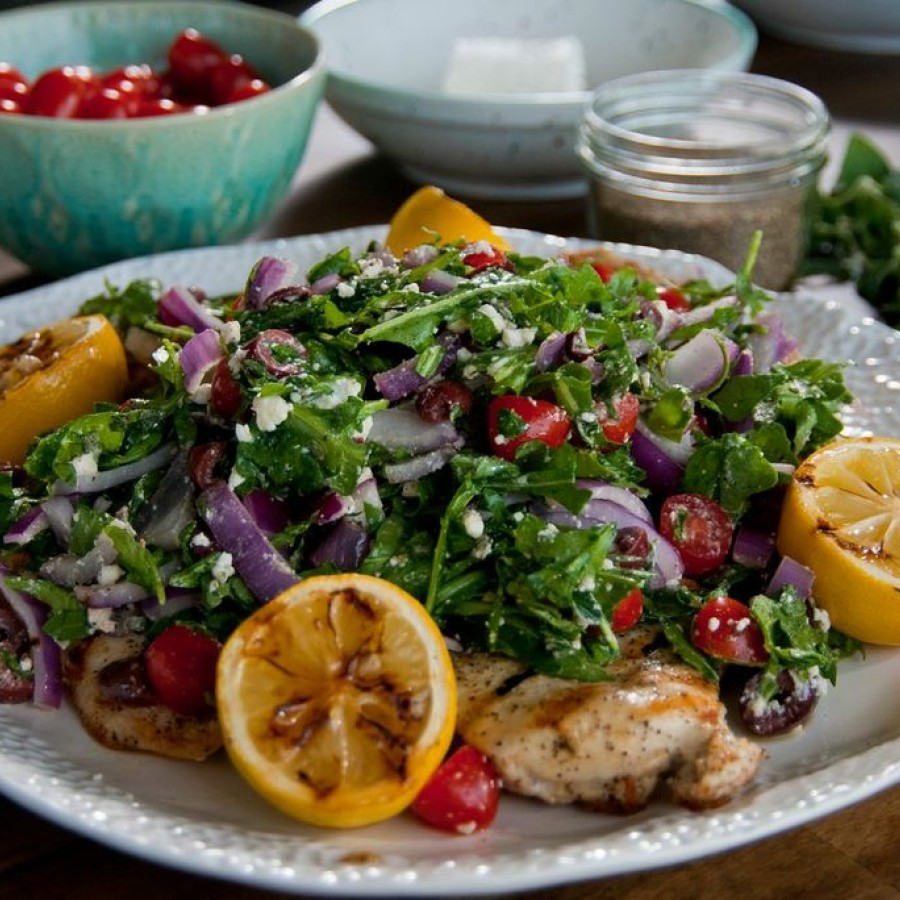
[733,0,900,53]
[300,0,757,201]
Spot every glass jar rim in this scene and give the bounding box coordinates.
[578,69,830,184]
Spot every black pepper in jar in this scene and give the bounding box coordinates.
[577,70,829,291]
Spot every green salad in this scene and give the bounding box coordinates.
[0,234,858,735]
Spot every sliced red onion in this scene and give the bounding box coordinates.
[74,581,150,608]
[60,444,177,494]
[732,525,775,569]
[373,335,461,402]
[0,569,62,709]
[242,489,290,535]
[354,471,383,518]
[4,505,48,545]
[137,452,195,551]
[158,285,224,333]
[124,326,160,365]
[748,312,799,373]
[308,519,369,571]
[641,299,680,344]
[39,545,113,587]
[534,499,682,588]
[663,330,731,394]
[316,490,352,525]
[766,555,815,599]
[366,407,460,453]
[179,328,222,394]
[40,495,75,547]
[419,269,462,295]
[631,422,688,495]
[402,245,440,268]
[575,479,653,524]
[198,480,299,602]
[141,588,200,622]
[384,445,459,484]
[245,329,307,377]
[733,348,754,376]
[673,295,741,332]
[245,256,300,310]
[310,271,342,295]
[535,332,567,373]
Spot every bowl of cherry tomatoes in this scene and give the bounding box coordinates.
[0,0,324,276]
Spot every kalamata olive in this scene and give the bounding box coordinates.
[188,441,229,490]
[415,380,474,423]
[244,329,307,377]
[739,668,819,736]
[97,656,157,707]
[614,525,651,569]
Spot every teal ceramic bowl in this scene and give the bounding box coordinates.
[0,0,324,277]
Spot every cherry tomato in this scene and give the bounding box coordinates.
[658,493,734,577]
[144,624,221,716]
[412,744,500,834]
[596,392,639,444]
[223,78,270,104]
[610,587,643,633]
[415,380,473,423]
[101,63,161,97]
[79,86,138,120]
[132,97,187,117]
[210,358,243,419]
[463,244,508,273]
[26,65,98,117]
[167,28,228,99]
[590,262,618,283]
[657,286,692,312]
[0,63,28,103]
[208,53,257,104]
[487,395,571,461]
[692,596,768,665]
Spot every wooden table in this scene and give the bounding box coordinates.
[2,28,900,900]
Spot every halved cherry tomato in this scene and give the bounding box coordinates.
[144,624,222,716]
[412,744,500,834]
[487,395,571,461]
[463,244,508,273]
[596,392,640,444]
[610,587,643,633]
[0,63,27,103]
[657,286,692,312]
[692,595,768,665]
[659,493,734,576]
[26,65,98,117]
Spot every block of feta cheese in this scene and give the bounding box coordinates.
[442,36,588,95]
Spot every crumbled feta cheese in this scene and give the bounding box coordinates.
[472,536,493,560]
[235,422,253,443]
[211,552,235,588]
[71,451,99,483]
[309,376,362,410]
[228,468,245,490]
[336,281,356,299]
[501,325,537,348]
[190,383,212,405]
[402,283,421,293]
[87,607,116,634]
[707,616,721,632]
[191,532,212,549]
[461,508,485,539]
[98,564,124,586]
[252,394,292,431]
[734,617,752,633]
[220,320,241,345]
[151,346,170,365]
[477,303,507,333]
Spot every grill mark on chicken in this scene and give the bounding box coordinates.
[454,648,764,813]
[63,634,222,761]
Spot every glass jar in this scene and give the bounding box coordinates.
[577,70,830,290]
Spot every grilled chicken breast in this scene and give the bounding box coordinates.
[454,644,764,812]
[63,634,222,761]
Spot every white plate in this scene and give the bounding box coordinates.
[1,227,899,897]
